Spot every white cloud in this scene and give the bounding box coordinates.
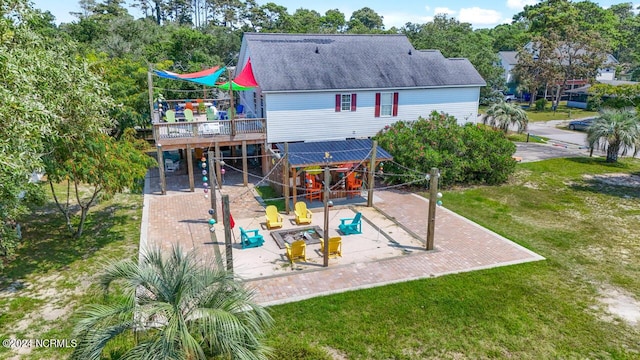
[434,7,457,16]
[458,7,503,26]
[506,0,538,10]
[425,5,430,12]
[382,12,433,28]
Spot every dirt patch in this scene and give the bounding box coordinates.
[597,286,640,326]
[584,173,640,188]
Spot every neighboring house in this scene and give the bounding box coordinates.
[498,47,618,96]
[498,51,518,94]
[236,33,486,144]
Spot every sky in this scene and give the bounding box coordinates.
[32,0,629,29]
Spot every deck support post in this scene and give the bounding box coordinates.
[241,140,248,186]
[157,145,166,195]
[186,145,194,192]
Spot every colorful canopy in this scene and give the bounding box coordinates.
[154,66,226,86]
[217,59,258,90]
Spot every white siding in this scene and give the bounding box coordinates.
[265,87,481,143]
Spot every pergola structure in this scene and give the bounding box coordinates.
[274,139,392,211]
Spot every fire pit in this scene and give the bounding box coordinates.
[270,226,324,249]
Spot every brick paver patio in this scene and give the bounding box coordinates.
[142,167,544,306]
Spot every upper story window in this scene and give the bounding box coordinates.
[341,94,352,111]
[375,92,399,117]
[380,93,393,117]
[335,93,357,112]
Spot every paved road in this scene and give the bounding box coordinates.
[527,119,589,147]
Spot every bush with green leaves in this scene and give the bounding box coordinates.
[374,111,517,187]
[535,98,548,111]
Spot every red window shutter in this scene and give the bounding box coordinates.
[375,93,381,117]
[351,93,357,111]
[392,92,399,116]
[335,94,341,112]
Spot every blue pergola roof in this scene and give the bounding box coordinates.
[275,139,392,168]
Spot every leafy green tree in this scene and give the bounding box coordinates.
[588,83,640,110]
[484,101,529,133]
[320,9,345,33]
[72,245,273,360]
[587,108,640,162]
[289,8,321,33]
[374,111,516,186]
[44,129,155,238]
[1,0,97,259]
[347,7,384,32]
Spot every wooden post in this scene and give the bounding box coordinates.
[367,140,378,207]
[228,67,236,137]
[241,141,248,186]
[426,167,438,251]
[222,195,233,272]
[215,143,222,189]
[261,143,269,176]
[323,166,330,267]
[157,145,166,195]
[292,167,298,205]
[186,145,194,192]
[283,142,290,214]
[147,65,155,124]
[208,150,217,222]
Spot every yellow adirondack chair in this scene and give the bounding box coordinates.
[320,236,342,258]
[265,205,283,229]
[294,201,312,225]
[285,240,306,264]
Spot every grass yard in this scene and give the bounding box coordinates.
[2,158,639,359]
[256,185,286,211]
[265,157,640,359]
[480,102,598,122]
[0,187,143,360]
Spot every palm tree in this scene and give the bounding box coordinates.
[587,108,640,163]
[484,101,529,133]
[71,246,273,360]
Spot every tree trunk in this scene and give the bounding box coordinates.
[606,142,620,162]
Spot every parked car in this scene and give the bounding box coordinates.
[568,118,594,131]
[503,93,517,102]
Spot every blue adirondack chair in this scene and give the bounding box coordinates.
[339,212,362,235]
[240,227,264,249]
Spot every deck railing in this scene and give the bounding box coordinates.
[153,118,266,141]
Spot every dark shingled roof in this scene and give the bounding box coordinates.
[275,139,392,168]
[244,33,486,92]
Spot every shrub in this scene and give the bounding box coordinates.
[374,111,517,187]
[535,98,548,111]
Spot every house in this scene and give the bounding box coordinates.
[235,33,486,144]
[499,48,618,97]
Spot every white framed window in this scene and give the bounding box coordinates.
[341,94,352,111]
[380,92,393,117]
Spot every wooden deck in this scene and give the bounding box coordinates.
[153,118,266,150]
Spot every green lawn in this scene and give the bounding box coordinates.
[265,157,640,359]
[480,102,599,122]
[3,158,640,359]
[0,188,143,360]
